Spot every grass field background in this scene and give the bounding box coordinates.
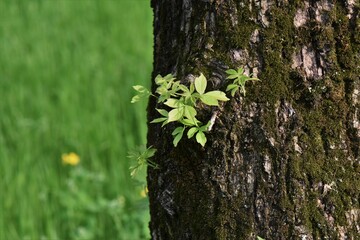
[0,1,152,239]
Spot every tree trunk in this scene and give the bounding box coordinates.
[147,1,360,239]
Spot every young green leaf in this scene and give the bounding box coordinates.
[145,147,157,157]
[155,74,175,85]
[155,74,165,85]
[171,81,181,91]
[203,90,230,101]
[173,133,182,147]
[164,73,175,81]
[131,95,141,103]
[187,127,198,138]
[133,85,147,92]
[190,82,195,93]
[131,85,151,103]
[231,87,238,97]
[156,85,167,94]
[200,94,219,106]
[226,84,239,97]
[225,69,238,75]
[196,131,207,147]
[172,126,185,136]
[172,127,185,147]
[181,118,200,126]
[168,108,184,122]
[226,84,238,92]
[164,98,181,108]
[179,84,196,104]
[237,67,244,73]
[226,68,244,80]
[151,109,169,124]
[156,108,168,117]
[158,95,170,103]
[179,84,190,93]
[226,74,239,80]
[184,105,197,121]
[150,117,168,124]
[194,73,207,95]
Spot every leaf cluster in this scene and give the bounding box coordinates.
[151,73,229,147]
[131,85,152,103]
[128,146,158,177]
[131,69,260,147]
[226,68,260,96]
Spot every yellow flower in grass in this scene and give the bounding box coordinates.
[62,152,80,166]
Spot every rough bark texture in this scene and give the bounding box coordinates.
[147,1,360,239]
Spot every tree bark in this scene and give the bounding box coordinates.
[147,1,360,239]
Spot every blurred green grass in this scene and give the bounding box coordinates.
[0,0,152,239]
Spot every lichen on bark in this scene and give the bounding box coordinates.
[148,0,360,239]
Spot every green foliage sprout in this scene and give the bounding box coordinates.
[128,146,159,177]
[131,85,153,103]
[226,67,260,96]
[132,68,260,147]
[151,73,229,147]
